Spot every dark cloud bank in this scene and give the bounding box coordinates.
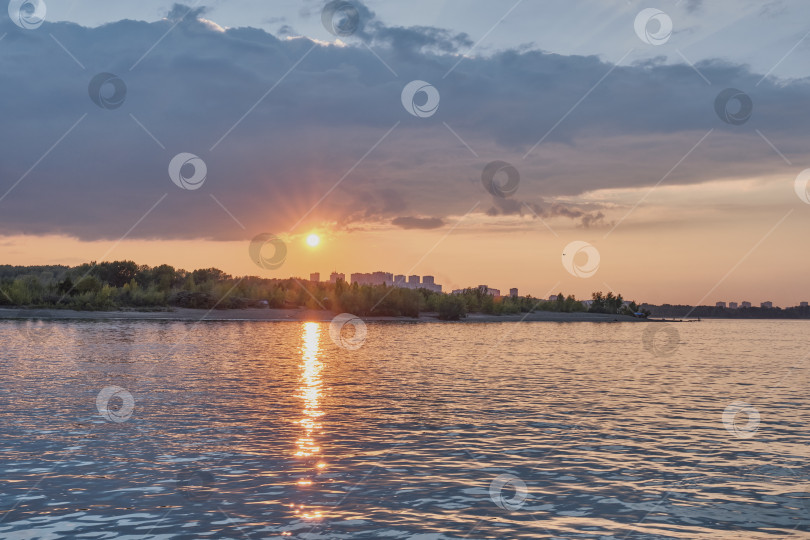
[0,3,807,241]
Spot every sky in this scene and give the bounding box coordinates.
[1,0,809,306]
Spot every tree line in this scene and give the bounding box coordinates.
[0,261,644,319]
[644,303,810,319]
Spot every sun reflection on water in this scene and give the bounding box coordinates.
[294,322,326,520]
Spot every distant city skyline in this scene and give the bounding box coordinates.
[302,268,807,308]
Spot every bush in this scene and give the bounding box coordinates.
[168,290,216,309]
[438,295,466,320]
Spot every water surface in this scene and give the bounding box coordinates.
[0,319,808,538]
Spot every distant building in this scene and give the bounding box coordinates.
[310,272,320,283]
[510,288,518,298]
[329,272,345,283]
[716,301,726,308]
[801,302,809,308]
[728,302,738,309]
[347,271,443,292]
[761,301,773,309]
[478,285,500,297]
[451,289,465,294]
[351,271,393,286]
[417,276,443,293]
[549,295,558,301]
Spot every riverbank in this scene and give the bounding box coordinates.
[0,307,649,323]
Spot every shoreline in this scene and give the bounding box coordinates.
[0,307,650,323]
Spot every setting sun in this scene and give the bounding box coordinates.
[306,234,320,247]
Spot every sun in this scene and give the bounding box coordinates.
[306,233,320,247]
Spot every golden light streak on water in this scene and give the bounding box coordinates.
[294,322,326,520]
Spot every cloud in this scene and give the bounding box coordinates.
[485,198,608,228]
[391,216,444,229]
[0,2,806,243]
[166,3,208,22]
[369,24,473,55]
[684,0,704,13]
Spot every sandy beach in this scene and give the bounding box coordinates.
[0,307,648,323]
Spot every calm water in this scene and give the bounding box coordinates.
[0,319,808,539]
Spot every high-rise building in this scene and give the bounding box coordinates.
[310,272,320,283]
[510,288,518,297]
[728,302,738,309]
[800,302,809,308]
[350,271,393,286]
[716,301,726,308]
[329,272,345,283]
[761,301,773,309]
[348,271,443,291]
[419,276,442,293]
[741,301,752,308]
[478,285,500,297]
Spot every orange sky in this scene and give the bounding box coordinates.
[4,173,808,307]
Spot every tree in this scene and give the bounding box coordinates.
[555,292,565,311]
[191,268,231,285]
[75,276,103,295]
[438,295,466,320]
[590,291,606,313]
[57,276,74,295]
[92,261,139,288]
